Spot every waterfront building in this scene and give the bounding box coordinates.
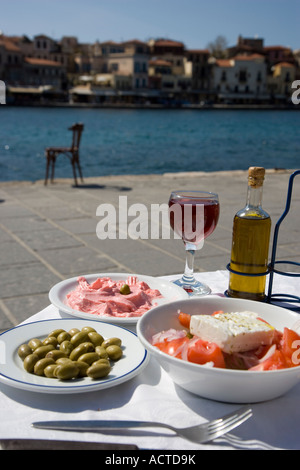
[185,49,212,103]
[1,31,299,106]
[211,53,269,104]
[267,61,297,101]
[0,35,23,82]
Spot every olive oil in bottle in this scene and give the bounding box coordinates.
[228,167,271,301]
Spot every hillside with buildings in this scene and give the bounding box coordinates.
[1,33,299,107]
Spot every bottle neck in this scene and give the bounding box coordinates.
[246,183,264,209]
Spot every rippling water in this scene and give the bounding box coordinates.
[0,106,299,182]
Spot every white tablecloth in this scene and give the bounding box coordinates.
[0,270,299,451]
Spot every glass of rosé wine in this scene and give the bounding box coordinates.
[168,190,220,295]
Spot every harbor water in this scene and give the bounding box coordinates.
[0,107,299,182]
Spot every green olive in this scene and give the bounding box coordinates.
[48,329,66,338]
[28,338,43,351]
[87,362,111,379]
[106,345,123,361]
[78,352,100,365]
[74,361,89,377]
[46,349,67,361]
[88,332,104,347]
[92,358,110,367]
[69,342,94,361]
[70,331,89,347]
[102,337,122,349]
[95,346,109,359]
[120,284,131,295]
[23,353,39,373]
[55,362,79,380]
[55,357,73,365]
[81,326,97,333]
[59,340,74,356]
[34,357,55,376]
[34,344,55,359]
[19,325,124,382]
[43,336,58,348]
[44,364,57,378]
[57,331,71,344]
[18,344,32,360]
[68,328,80,337]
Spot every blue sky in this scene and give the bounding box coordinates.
[1,0,299,50]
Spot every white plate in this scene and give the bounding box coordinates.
[49,273,189,325]
[0,318,149,394]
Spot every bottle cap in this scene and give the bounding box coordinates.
[248,167,265,187]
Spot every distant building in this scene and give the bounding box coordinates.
[211,53,268,103]
[0,35,23,82]
[227,35,264,57]
[267,61,297,100]
[23,57,66,88]
[0,32,299,105]
[185,49,212,101]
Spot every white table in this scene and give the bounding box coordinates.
[0,271,299,451]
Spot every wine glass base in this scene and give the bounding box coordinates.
[173,278,211,296]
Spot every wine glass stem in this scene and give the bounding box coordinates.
[182,249,196,284]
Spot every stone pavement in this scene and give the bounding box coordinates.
[0,169,299,332]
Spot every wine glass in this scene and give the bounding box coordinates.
[168,190,220,295]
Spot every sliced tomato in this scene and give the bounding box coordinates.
[249,349,287,371]
[154,337,189,358]
[211,310,224,316]
[178,312,191,329]
[279,328,300,367]
[187,338,226,368]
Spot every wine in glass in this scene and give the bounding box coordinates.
[168,190,220,295]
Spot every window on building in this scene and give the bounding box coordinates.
[110,63,118,72]
[239,70,247,82]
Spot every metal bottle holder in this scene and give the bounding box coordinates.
[226,170,300,309]
[267,169,300,308]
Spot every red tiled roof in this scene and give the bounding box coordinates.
[0,37,21,52]
[274,61,295,68]
[263,45,290,51]
[122,39,147,45]
[149,59,172,66]
[25,57,61,66]
[187,49,210,55]
[232,53,265,61]
[154,39,184,47]
[215,59,232,67]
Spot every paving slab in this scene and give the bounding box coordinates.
[0,168,299,332]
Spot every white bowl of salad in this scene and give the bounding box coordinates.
[136,296,300,403]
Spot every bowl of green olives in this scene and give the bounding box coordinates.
[0,318,149,394]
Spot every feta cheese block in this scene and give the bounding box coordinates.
[189,311,275,354]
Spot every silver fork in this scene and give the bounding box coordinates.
[32,406,252,445]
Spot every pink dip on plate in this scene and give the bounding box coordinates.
[66,276,162,318]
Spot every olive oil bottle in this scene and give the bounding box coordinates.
[228,167,271,301]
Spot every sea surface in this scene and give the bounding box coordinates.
[0,107,299,182]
